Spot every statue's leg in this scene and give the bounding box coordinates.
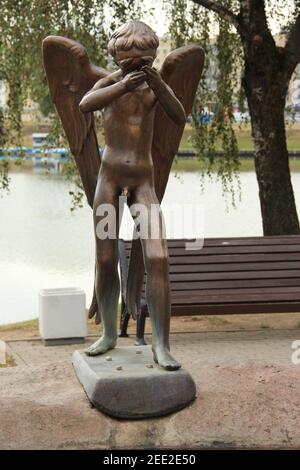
[130,182,181,371]
[85,175,120,356]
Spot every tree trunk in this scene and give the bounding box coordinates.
[242,38,300,235]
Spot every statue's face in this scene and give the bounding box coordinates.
[114,47,156,74]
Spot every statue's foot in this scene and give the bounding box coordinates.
[85,337,117,356]
[152,346,181,371]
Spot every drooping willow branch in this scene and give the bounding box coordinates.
[0,0,143,205]
[167,0,243,206]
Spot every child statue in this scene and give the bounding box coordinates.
[43,20,204,370]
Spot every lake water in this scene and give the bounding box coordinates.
[0,167,299,325]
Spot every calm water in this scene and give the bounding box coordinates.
[0,168,299,325]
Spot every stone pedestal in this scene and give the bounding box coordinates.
[72,346,196,419]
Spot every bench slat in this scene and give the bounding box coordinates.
[168,253,300,265]
[170,302,300,315]
[123,249,300,265]
[167,278,300,291]
[168,270,300,281]
[169,261,300,273]
[171,287,300,304]
[140,278,300,291]
[123,236,300,248]
[167,244,300,256]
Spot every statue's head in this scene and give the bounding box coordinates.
[108,20,159,74]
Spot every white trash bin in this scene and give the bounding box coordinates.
[39,287,87,345]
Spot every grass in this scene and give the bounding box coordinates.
[1,314,300,340]
[0,318,39,332]
[207,316,230,326]
[176,123,300,151]
[260,323,271,329]
[21,122,300,152]
[171,157,255,173]
[171,156,300,173]
[0,354,16,368]
[0,313,120,337]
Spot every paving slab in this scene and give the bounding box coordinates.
[0,330,300,449]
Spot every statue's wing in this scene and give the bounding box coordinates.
[153,44,205,199]
[43,36,110,324]
[42,35,110,206]
[126,45,205,319]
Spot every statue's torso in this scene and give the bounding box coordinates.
[101,82,157,186]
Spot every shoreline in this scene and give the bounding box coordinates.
[4,158,300,175]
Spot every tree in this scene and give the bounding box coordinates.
[1,0,299,235]
[169,0,300,235]
[0,0,142,201]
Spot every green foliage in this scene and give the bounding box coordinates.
[167,0,243,206]
[1,0,298,209]
[0,108,10,192]
[0,354,16,368]
[0,0,141,206]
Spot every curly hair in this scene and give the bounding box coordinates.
[108,20,159,57]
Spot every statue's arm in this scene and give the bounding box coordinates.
[79,70,145,113]
[154,81,186,125]
[142,66,186,125]
[79,80,127,113]
[84,70,122,97]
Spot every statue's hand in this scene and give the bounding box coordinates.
[122,71,146,91]
[70,43,88,65]
[142,65,163,91]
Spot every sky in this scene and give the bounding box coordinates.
[143,0,169,37]
[140,0,297,38]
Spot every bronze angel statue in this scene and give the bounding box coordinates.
[43,20,204,370]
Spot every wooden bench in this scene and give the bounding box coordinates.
[118,236,300,344]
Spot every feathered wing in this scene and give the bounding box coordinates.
[126,45,205,319]
[43,36,109,323]
[153,45,205,200]
[43,35,109,206]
